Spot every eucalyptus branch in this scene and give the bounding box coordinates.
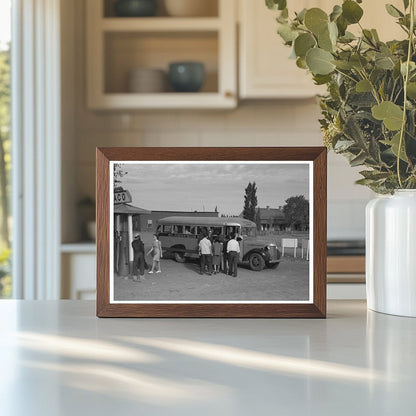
[334,68,358,84]
[397,0,415,188]
[358,69,381,104]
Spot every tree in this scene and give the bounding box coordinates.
[283,195,309,231]
[0,45,10,248]
[255,207,261,231]
[242,182,258,222]
[113,163,127,186]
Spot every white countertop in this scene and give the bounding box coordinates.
[0,300,415,415]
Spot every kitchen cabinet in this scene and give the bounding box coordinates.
[238,0,404,99]
[61,244,96,300]
[86,0,237,109]
[239,0,325,99]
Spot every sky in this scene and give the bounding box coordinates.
[117,162,310,216]
[0,0,11,49]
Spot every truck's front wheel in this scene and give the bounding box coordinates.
[249,253,265,271]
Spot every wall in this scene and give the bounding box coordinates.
[62,0,374,243]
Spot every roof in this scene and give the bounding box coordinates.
[257,208,285,221]
[113,203,151,215]
[151,210,218,214]
[158,216,256,228]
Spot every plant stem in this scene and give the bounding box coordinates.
[334,68,358,84]
[397,0,415,188]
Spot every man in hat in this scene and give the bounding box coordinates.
[131,233,145,282]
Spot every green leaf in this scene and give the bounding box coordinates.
[339,31,356,43]
[363,29,376,46]
[375,55,395,70]
[371,29,380,43]
[350,54,368,70]
[296,8,307,23]
[306,48,335,75]
[266,0,287,11]
[372,101,404,131]
[336,15,348,36]
[401,61,416,76]
[328,21,338,45]
[313,74,332,85]
[294,33,316,58]
[334,140,355,152]
[350,151,367,167]
[344,115,367,147]
[369,136,382,163]
[342,0,364,24]
[383,132,409,162]
[333,60,352,70]
[355,178,377,186]
[403,0,410,10]
[360,170,391,181]
[330,5,342,22]
[304,8,329,35]
[318,27,334,52]
[385,4,404,18]
[356,79,372,92]
[407,82,416,99]
[277,23,298,43]
[296,57,308,69]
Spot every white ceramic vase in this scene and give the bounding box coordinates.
[366,190,416,317]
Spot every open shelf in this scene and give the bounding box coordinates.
[101,17,221,31]
[87,0,236,109]
[104,31,218,94]
[103,0,219,18]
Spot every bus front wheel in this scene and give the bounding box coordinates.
[249,253,265,271]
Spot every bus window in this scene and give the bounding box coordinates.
[197,226,208,235]
[225,226,240,236]
[212,226,222,236]
[173,225,184,234]
[241,227,256,237]
[163,225,172,233]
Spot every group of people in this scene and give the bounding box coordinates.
[198,233,241,277]
[131,231,242,281]
[131,234,162,282]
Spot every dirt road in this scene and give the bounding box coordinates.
[113,256,310,302]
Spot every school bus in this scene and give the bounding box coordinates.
[156,216,281,271]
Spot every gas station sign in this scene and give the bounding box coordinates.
[114,189,132,204]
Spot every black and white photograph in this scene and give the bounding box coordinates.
[110,161,313,303]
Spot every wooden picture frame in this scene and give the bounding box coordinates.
[96,147,327,318]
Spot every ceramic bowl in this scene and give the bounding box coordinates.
[168,62,205,92]
[114,0,158,17]
[128,68,167,93]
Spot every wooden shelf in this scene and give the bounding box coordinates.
[101,17,221,32]
[89,92,235,110]
[327,256,365,274]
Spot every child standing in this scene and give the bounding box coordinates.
[212,237,223,274]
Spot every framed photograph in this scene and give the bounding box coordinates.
[96,147,327,318]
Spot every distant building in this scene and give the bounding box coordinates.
[256,206,287,231]
[134,210,219,232]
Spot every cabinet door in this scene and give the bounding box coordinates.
[239,0,325,99]
[239,0,404,99]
